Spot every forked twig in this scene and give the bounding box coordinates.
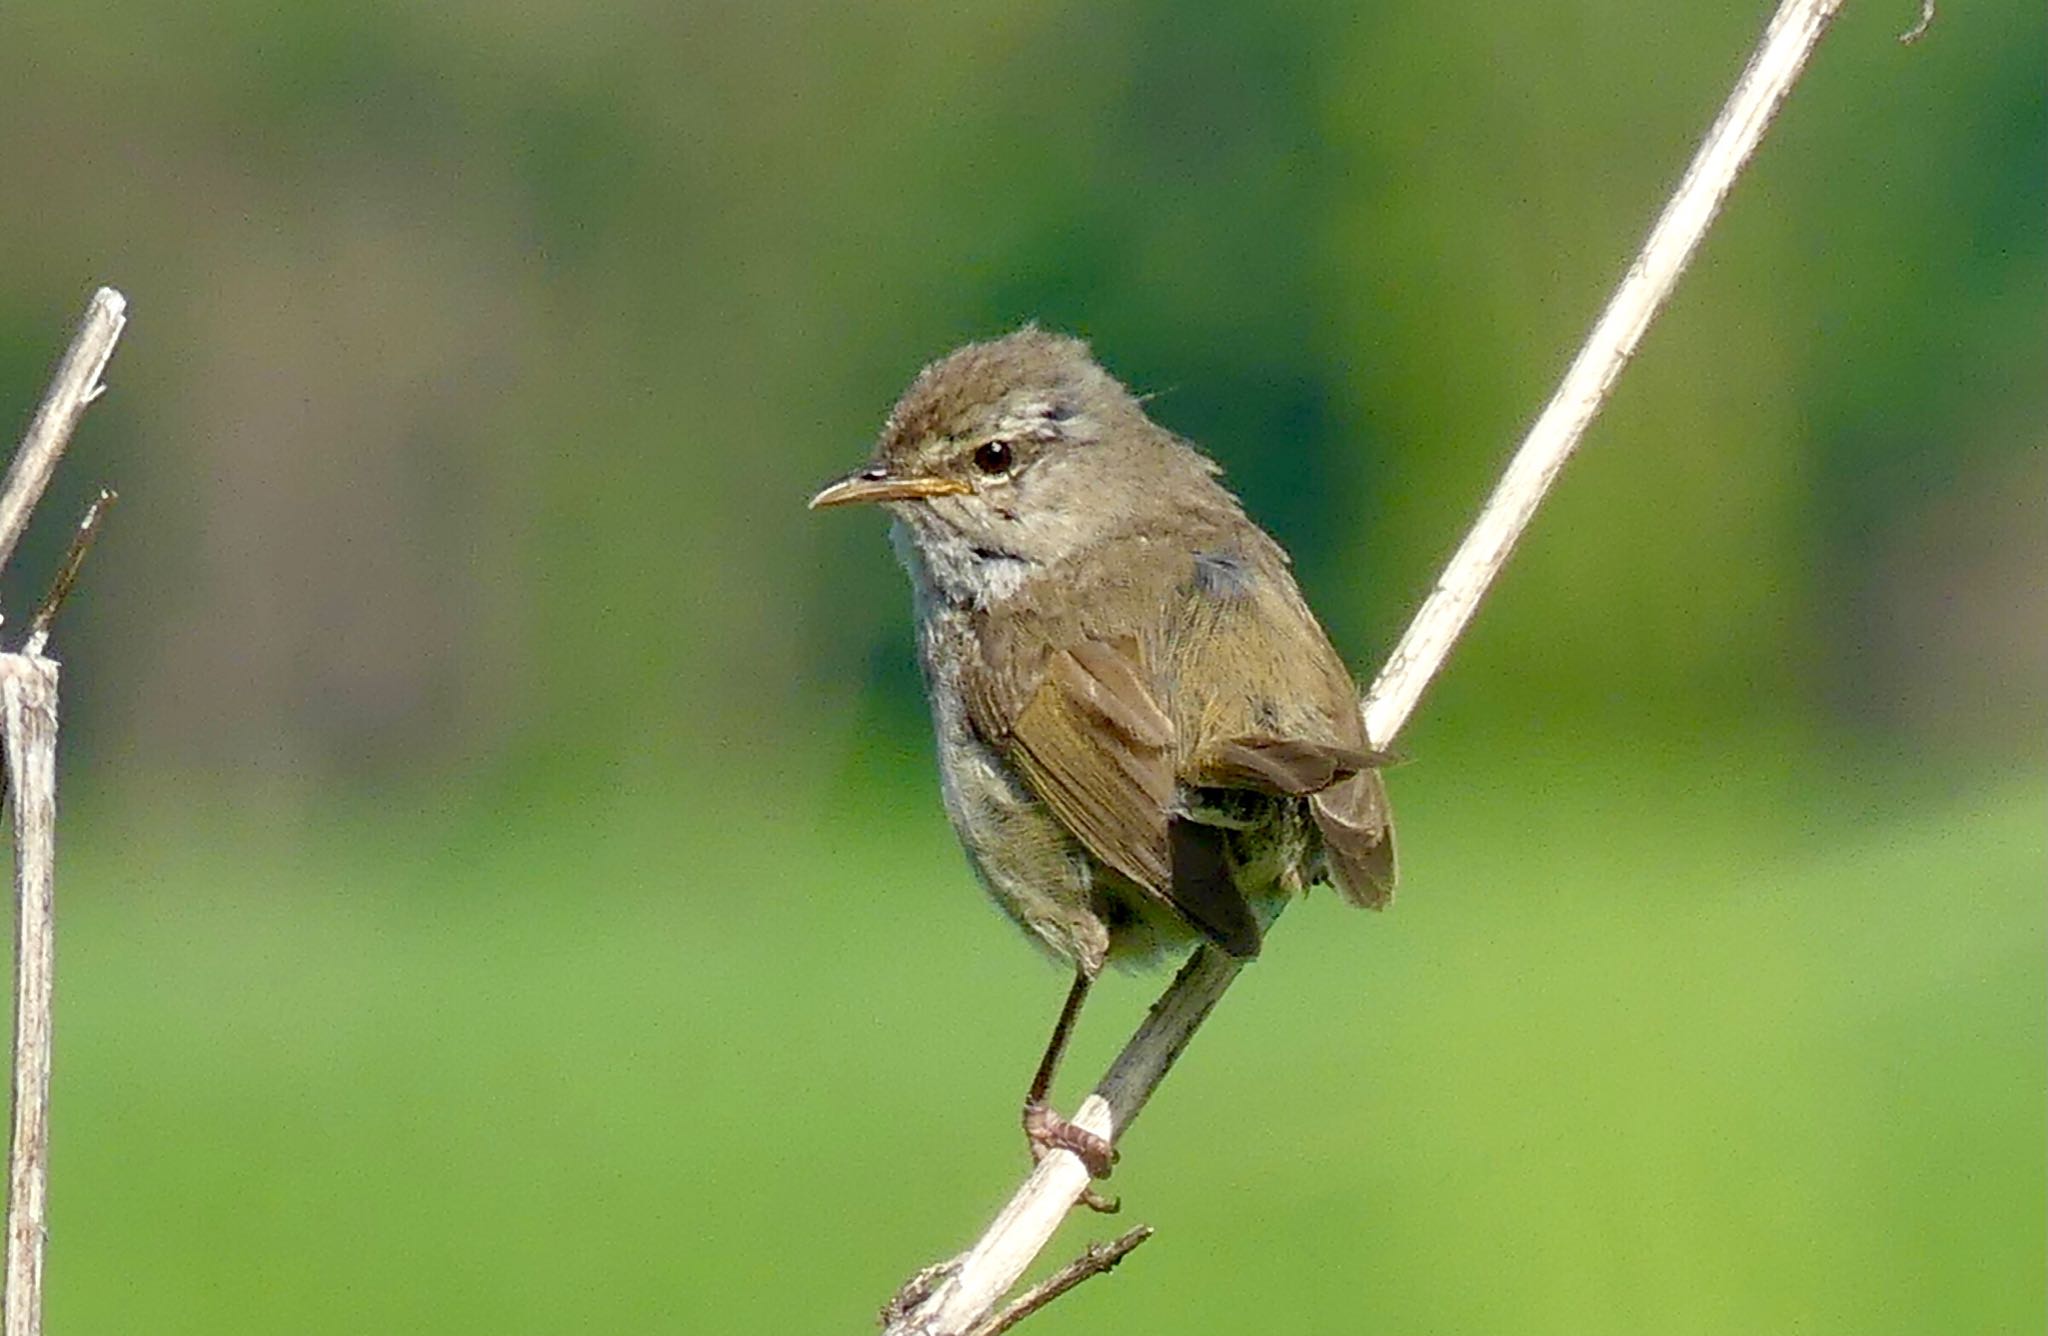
[964,1227,1154,1336]
[881,2,1851,1331]
[0,287,129,1336]
[0,290,125,589]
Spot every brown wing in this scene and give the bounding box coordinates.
[1188,736,1386,796]
[1004,639,1260,958]
[1007,641,1172,890]
[1167,536,1397,910]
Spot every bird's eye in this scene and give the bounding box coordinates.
[972,440,1014,475]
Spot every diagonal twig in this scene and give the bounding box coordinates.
[964,1226,1154,1336]
[882,1,1852,1331]
[23,489,118,658]
[0,289,126,593]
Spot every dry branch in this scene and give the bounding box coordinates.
[964,1227,1153,1336]
[0,290,126,588]
[25,490,118,659]
[880,1,1849,1331]
[0,287,129,1336]
[0,659,57,1336]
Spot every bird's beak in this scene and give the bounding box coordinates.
[807,467,973,510]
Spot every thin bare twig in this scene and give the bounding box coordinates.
[0,290,126,592]
[24,489,117,657]
[1359,0,1846,748]
[881,1,1851,1331]
[965,1227,1154,1336]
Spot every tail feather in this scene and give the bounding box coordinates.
[1310,769,1396,909]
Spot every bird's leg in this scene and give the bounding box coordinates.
[1021,969,1120,1212]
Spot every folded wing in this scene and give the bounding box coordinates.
[1005,639,1262,958]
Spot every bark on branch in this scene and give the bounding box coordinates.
[0,658,57,1336]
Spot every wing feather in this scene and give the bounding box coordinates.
[1007,641,1261,957]
[1190,736,1385,796]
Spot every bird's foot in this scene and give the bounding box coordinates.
[1023,1099,1121,1213]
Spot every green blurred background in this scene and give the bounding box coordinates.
[0,1,2040,1331]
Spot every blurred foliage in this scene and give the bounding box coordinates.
[0,0,2039,1331]
[0,0,2037,781]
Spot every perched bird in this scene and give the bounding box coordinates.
[811,328,1393,1193]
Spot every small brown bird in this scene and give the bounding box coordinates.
[811,328,1393,1193]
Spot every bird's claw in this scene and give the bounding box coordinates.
[1023,1099,1121,1212]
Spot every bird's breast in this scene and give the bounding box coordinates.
[909,596,1123,968]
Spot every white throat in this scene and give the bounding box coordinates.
[890,516,1033,613]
